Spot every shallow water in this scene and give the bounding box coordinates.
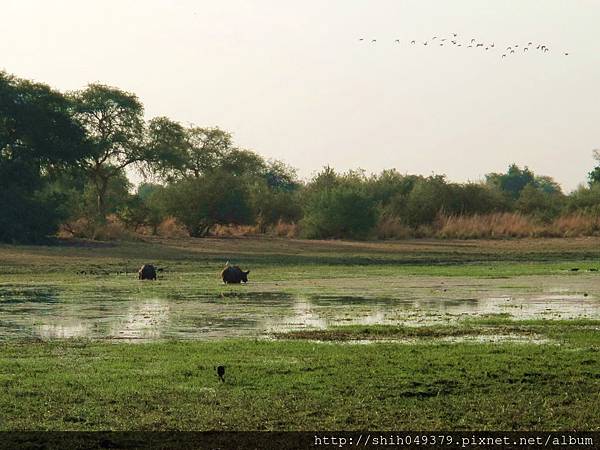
[0,275,598,341]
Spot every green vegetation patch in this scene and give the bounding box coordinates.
[274,320,600,344]
[0,335,598,431]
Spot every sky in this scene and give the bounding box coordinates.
[2,0,600,191]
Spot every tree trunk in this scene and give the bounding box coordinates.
[95,177,109,222]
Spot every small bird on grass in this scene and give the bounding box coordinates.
[216,365,225,382]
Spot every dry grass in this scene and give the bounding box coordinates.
[156,217,189,238]
[375,217,413,239]
[210,224,261,237]
[436,213,542,239]
[550,214,600,237]
[60,213,600,242]
[59,215,133,240]
[435,212,600,239]
[270,220,299,238]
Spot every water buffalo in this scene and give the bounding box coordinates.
[221,265,250,284]
[138,264,157,280]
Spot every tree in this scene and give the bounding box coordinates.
[300,168,377,239]
[124,183,170,234]
[263,159,300,192]
[566,183,600,215]
[0,71,87,242]
[516,184,564,221]
[404,176,453,226]
[366,170,421,209]
[486,164,535,199]
[588,149,600,186]
[164,172,254,237]
[70,84,155,220]
[144,116,189,181]
[534,175,562,194]
[249,179,302,231]
[449,183,509,216]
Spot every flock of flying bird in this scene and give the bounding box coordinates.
[359,32,570,58]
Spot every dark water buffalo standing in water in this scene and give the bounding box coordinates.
[221,266,250,284]
[138,264,157,280]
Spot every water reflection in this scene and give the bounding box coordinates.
[0,277,598,341]
[111,298,170,340]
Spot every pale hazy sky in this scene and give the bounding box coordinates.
[3,0,600,191]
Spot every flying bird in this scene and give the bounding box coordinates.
[371,39,377,43]
[471,38,476,43]
[424,41,428,45]
[564,52,569,56]
[528,42,533,46]
[502,54,506,58]
[524,47,528,52]
[359,38,364,41]
[510,50,515,54]
[453,33,458,37]
[410,40,416,44]
[395,39,400,43]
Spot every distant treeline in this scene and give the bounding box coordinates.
[2,70,600,243]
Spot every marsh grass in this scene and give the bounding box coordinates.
[2,236,600,277]
[0,238,599,430]
[275,320,600,342]
[0,328,598,430]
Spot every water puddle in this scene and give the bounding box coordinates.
[303,334,552,345]
[0,275,598,341]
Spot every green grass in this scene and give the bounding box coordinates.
[0,328,598,430]
[1,236,600,279]
[276,319,600,343]
[0,236,599,430]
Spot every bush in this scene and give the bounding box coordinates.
[516,184,565,222]
[300,183,378,239]
[566,184,600,215]
[404,176,452,226]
